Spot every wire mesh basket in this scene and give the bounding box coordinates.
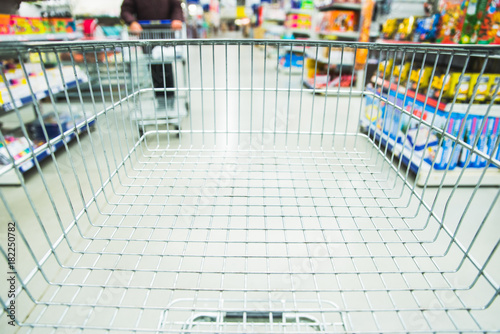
[0,39,499,333]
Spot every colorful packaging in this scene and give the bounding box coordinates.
[395,16,419,41]
[50,18,67,33]
[474,118,488,167]
[477,0,498,43]
[488,75,500,101]
[42,18,53,34]
[488,118,500,166]
[393,62,411,83]
[444,73,472,101]
[382,18,401,39]
[474,117,497,166]
[378,59,394,77]
[461,0,480,43]
[409,67,433,91]
[436,0,466,44]
[11,16,31,34]
[413,14,440,42]
[492,0,500,43]
[469,74,491,101]
[0,14,10,34]
[327,10,358,32]
[301,0,315,9]
[29,17,45,34]
[435,117,462,170]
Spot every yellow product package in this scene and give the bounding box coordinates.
[409,67,432,91]
[469,74,491,102]
[488,75,500,102]
[444,73,471,101]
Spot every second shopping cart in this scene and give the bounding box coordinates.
[127,20,189,135]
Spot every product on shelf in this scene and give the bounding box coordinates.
[318,10,358,32]
[436,0,466,44]
[393,63,411,82]
[11,16,32,34]
[409,67,433,91]
[286,13,312,29]
[301,0,315,10]
[30,112,86,140]
[493,1,500,43]
[413,14,440,42]
[381,18,401,39]
[0,14,10,34]
[303,57,354,89]
[444,72,472,101]
[394,16,419,41]
[0,136,41,165]
[1,60,87,108]
[469,74,491,101]
[363,84,500,171]
[279,52,304,70]
[489,75,500,101]
[477,0,498,43]
[50,17,76,33]
[355,0,374,70]
[378,59,393,77]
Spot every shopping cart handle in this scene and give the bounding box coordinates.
[137,20,171,26]
[224,311,284,319]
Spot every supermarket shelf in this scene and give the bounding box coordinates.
[303,78,359,94]
[263,17,285,23]
[286,8,315,14]
[0,119,96,185]
[318,30,360,39]
[1,79,87,112]
[362,86,500,186]
[318,2,362,11]
[375,78,500,117]
[305,49,355,66]
[375,39,423,44]
[279,64,303,74]
[281,45,308,53]
[285,27,313,35]
[0,32,83,42]
[362,121,500,186]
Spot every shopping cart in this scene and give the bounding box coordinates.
[0,39,499,333]
[126,20,189,135]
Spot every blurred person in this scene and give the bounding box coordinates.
[121,0,184,109]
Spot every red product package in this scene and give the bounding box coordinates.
[0,14,10,34]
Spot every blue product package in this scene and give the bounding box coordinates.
[406,127,439,151]
[470,117,487,167]
[487,118,500,168]
[434,119,455,170]
[449,116,463,170]
[381,94,402,140]
[476,118,494,168]
[458,116,477,168]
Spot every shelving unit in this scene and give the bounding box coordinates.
[362,79,500,186]
[0,32,83,42]
[0,118,95,185]
[0,49,94,184]
[302,0,370,94]
[1,78,86,112]
[318,30,360,39]
[317,2,362,11]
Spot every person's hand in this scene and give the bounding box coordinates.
[171,20,182,30]
[129,21,143,33]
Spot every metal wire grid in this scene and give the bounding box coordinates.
[0,40,499,333]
